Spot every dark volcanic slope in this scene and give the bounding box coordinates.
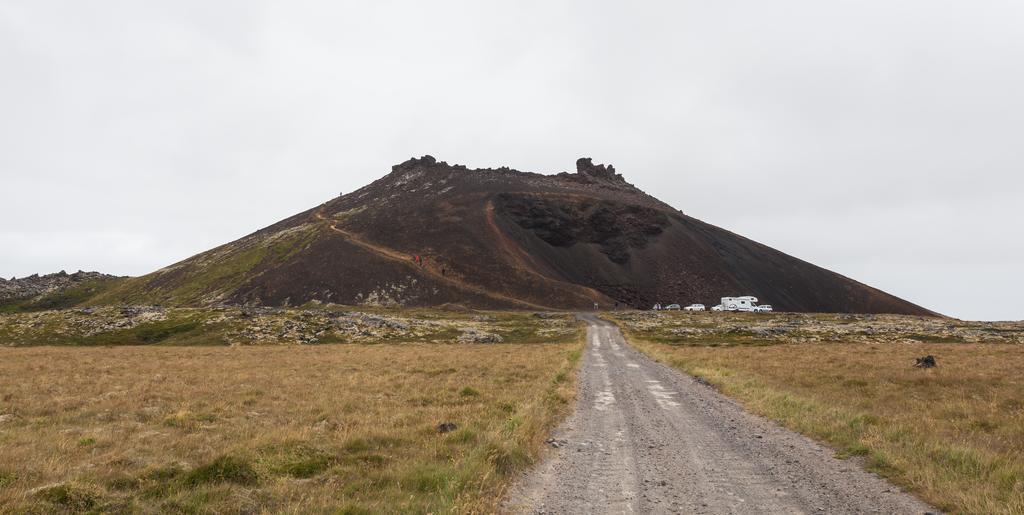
[100,156,935,315]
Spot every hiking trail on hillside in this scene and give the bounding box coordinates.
[313,209,553,310]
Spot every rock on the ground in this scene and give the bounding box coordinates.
[0,270,118,301]
[458,328,504,343]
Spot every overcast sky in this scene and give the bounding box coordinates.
[2,1,1022,320]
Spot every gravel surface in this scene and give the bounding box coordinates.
[505,315,938,514]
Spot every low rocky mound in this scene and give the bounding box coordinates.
[86,156,936,315]
[1,271,120,303]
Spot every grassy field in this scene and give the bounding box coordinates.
[0,341,582,513]
[613,312,1024,514]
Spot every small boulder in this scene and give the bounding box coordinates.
[436,422,457,433]
[458,329,503,343]
[915,355,937,368]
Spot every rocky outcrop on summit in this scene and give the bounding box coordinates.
[99,156,937,315]
[0,271,119,301]
[573,157,626,183]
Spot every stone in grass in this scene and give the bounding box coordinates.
[437,422,458,433]
[457,329,503,343]
[914,355,937,368]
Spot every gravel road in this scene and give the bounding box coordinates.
[505,315,937,514]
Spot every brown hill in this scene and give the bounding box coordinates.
[97,156,936,315]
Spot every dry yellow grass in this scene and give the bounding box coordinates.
[632,339,1024,514]
[0,342,582,513]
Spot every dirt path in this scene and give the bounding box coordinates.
[505,315,936,514]
[312,210,554,310]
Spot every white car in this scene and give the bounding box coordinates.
[711,304,724,311]
[753,304,773,312]
[683,304,705,311]
[664,304,681,311]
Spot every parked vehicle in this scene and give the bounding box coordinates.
[683,304,705,311]
[716,296,772,313]
[720,296,758,311]
[664,304,681,311]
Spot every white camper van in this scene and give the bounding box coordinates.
[722,296,758,311]
[713,296,771,312]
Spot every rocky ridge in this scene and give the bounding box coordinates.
[0,271,118,301]
[611,311,1024,344]
[0,306,578,346]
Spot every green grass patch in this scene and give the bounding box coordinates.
[907,333,965,343]
[0,471,16,488]
[1,311,219,346]
[142,464,185,483]
[182,455,258,487]
[566,348,582,363]
[258,442,336,479]
[135,319,202,343]
[483,441,531,475]
[402,463,458,493]
[132,464,185,499]
[33,483,101,511]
